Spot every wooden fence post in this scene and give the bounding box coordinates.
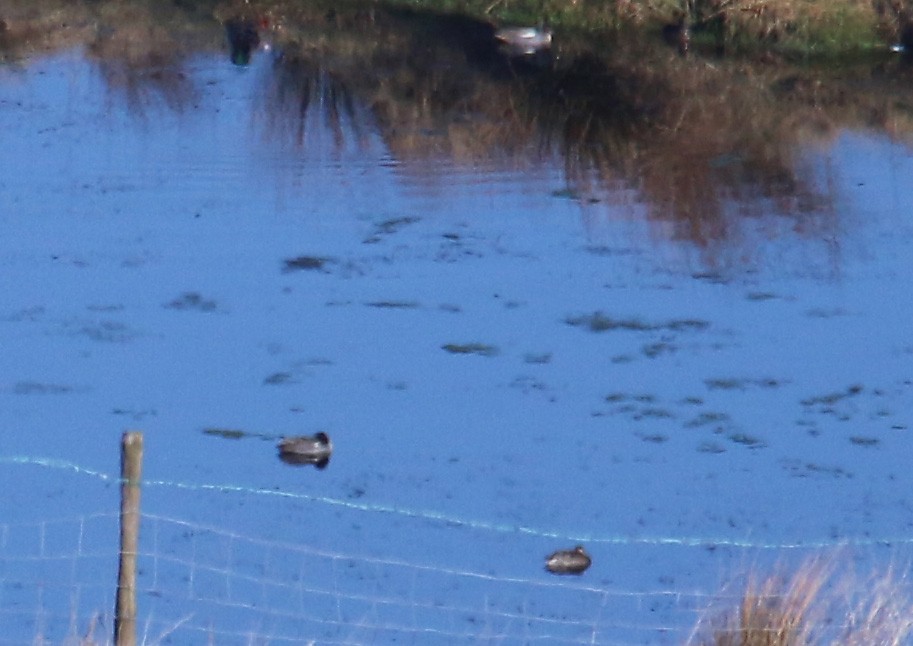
[115,431,143,646]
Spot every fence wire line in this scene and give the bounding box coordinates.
[0,511,750,603]
[1,454,904,551]
[3,459,912,645]
[1,511,904,646]
[0,512,716,645]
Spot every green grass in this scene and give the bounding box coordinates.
[376,0,901,57]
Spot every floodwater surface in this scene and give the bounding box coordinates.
[1,5,913,644]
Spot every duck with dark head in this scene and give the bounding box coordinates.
[545,545,591,575]
[277,432,332,469]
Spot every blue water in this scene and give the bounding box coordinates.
[2,47,913,644]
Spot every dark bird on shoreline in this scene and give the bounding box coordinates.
[277,432,332,469]
[545,545,591,575]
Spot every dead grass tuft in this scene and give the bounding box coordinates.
[689,556,913,646]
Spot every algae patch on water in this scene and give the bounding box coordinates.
[364,301,420,309]
[202,428,247,440]
[566,311,710,333]
[11,381,77,395]
[442,342,499,357]
[164,292,219,312]
[704,377,785,391]
[283,256,334,272]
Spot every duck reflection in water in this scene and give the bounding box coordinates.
[545,546,591,575]
[225,17,261,66]
[277,432,332,469]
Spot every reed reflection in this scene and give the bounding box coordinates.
[84,4,198,117]
[257,7,839,254]
[4,0,912,260]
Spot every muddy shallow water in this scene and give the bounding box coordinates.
[2,9,913,643]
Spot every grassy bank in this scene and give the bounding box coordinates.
[379,0,908,57]
[1,0,911,58]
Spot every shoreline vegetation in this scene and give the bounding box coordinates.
[5,0,913,261]
[383,0,913,59]
[689,556,913,646]
[4,0,913,59]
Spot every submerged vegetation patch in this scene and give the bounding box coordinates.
[364,300,420,309]
[11,381,76,395]
[566,311,710,334]
[726,432,766,448]
[605,392,657,403]
[202,427,247,440]
[263,371,296,385]
[685,411,731,428]
[782,460,854,479]
[111,407,157,420]
[697,441,726,454]
[164,292,218,312]
[639,433,668,443]
[78,320,139,343]
[801,384,864,407]
[282,256,333,272]
[441,342,499,357]
[634,407,674,420]
[363,216,420,244]
[202,427,278,441]
[642,342,676,358]
[745,291,779,301]
[705,377,784,391]
[551,188,581,200]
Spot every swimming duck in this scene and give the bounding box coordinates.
[277,432,332,469]
[545,545,591,575]
[494,26,553,55]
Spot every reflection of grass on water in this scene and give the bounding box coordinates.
[5,0,913,267]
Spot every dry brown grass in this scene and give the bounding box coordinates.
[689,556,913,646]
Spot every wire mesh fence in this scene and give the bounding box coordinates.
[0,511,721,644]
[1,452,909,645]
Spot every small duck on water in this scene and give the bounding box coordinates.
[277,432,332,469]
[545,545,591,575]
